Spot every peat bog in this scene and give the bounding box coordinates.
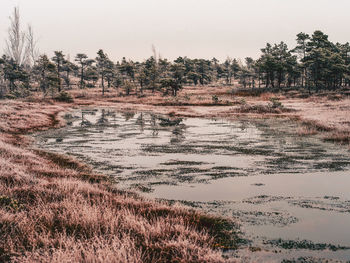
[34,108,350,262]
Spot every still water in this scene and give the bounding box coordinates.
[34,108,350,262]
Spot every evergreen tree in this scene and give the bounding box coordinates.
[52,51,65,92]
[34,54,59,95]
[75,53,94,88]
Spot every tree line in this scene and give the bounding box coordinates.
[1,8,350,99]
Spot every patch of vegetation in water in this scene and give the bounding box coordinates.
[176,174,201,183]
[243,195,292,205]
[323,196,340,200]
[160,160,209,166]
[130,183,154,193]
[133,169,171,177]
[149,181,177,186]
[289,198,350,213]
[203,171,247,179]
[231,210,298,227]
[143,143,276,156]
[265,239,350,251]
[313,161,350,171]
[176,167,209,174]
[266,156,302,168]
[281,257,340,263]
[212,166,239,171]
[201,144,274,155]
[142,144,210,154]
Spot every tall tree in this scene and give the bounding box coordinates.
[292,32,310,87]
[304,31,335,91]
[2,55,28,92]
[5,7,28,66]
[96,49,109,95]
[75,53,94,88]
[25,24,40,66]
[52,51,65,92]
[144,56,158,92]
[61,58,77,88]
[34,54,59,94]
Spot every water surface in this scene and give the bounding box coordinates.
[34,108,350,262]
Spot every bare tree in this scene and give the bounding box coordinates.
[5,7,28,66]
[25,24,40,66]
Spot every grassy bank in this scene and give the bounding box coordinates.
[0,100,239,262]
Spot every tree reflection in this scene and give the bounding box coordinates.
[135,113,145,132]
[170,125,186,144]
[96,109,109,125]
[150,114,158,136]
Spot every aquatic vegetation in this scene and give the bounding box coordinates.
[266,239,350,251]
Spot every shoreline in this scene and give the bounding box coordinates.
[0,88,349,262]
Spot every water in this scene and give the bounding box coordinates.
[34,108,350,262]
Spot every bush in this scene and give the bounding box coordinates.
[54,91,74,103]
[239,98,246,105]
[3,88,31,99]
[86,83,95,88]
[269,97,282,108]
[212,95,219,104]
[4,93,17,100]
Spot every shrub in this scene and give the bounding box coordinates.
[86,83,95,88]
[269,97,282,108]
[212,95,219,104]
[54,91,74,103]
[239,98,246,105]
[183,94,191,101]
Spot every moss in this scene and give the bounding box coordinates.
[0,195,21,212]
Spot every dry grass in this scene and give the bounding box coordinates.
[323,131,350,145]
[1,86,348,261]
[300,120,334,133]
[297,127,319,136]
[236,103,294,115]
[69,86,236,107]
[0,100,238,262]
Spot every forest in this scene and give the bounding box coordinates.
[1,9,350,100]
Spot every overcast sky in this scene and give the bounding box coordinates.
[1,0,350,62]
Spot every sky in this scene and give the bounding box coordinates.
[1,0,350,62]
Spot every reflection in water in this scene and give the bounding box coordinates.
[97,109,108,125]
[35,108,350,262]
[136,113,145,132]
[122,111,135,121]
[171,126,186,144]
[150,114,158,137]
[80,110,94,126]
